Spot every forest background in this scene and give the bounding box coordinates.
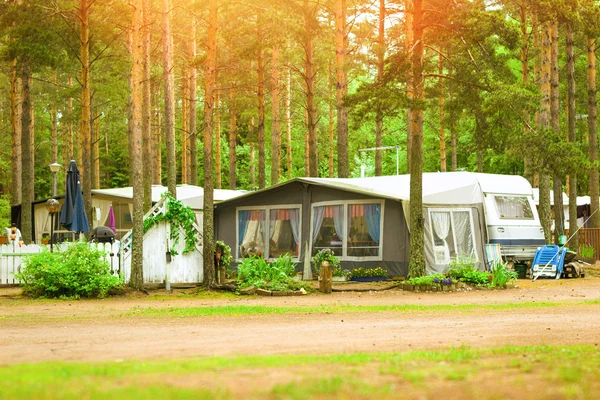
[1,0,600,285]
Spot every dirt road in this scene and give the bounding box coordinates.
[1,278,599,366]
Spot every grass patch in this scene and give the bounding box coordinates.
[2,345,599,399]
[122,300,600,318]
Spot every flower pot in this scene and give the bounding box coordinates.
[350,276,386,282]
[0,235,7,245]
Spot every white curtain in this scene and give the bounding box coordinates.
[312,206,326,243]
[333,205,345,240]
[92,199,113,228]
[431,212,451,242]
[453,211,474,258]
[34,203,49,242]
[289,209,300,246]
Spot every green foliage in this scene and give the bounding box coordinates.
[236,253,309,292]
[490,262,518,288]
[332,265,350,278]
[312,248,340,274]
[0,195,10,231]
[348,267,388,279]
[406,274,446,287]
[15,241,123,299]
[215,240,232,271]
[447,257,492,286]
[578,243,595,259]
[143,193,197,256]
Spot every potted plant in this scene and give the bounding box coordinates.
[332,265,350,282]
[348,267,388,282]
[41,235,51,245]
[313,248,340,294]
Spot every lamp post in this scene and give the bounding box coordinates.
[45,199,60,252]
[49,162,61,197]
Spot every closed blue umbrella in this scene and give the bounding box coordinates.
[59,160,90,234]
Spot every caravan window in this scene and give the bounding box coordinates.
[237,206,301,260]
[493,196,533,220]
[311,200,384,261]
[429,209,476,264]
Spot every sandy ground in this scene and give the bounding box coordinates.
[1,277,600,366]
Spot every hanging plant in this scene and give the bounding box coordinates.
[143,192,198,256]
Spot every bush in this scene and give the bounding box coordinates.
[490,262,518,288]
[447,258,491,286]
[236,253,310,292]
[15,242,123,299]
[348,267,388,279]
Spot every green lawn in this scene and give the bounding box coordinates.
[2,345,599,399]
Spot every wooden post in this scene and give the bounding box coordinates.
[319,260,333,294]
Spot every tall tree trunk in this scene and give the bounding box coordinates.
[532,13,540,188]
[328,60,334,178]
[181,70,188,184]
[10,59,22,205]
[163,0,176,197]
[127,29,134,185]
[521,5,532,184]
[566,24,577,249]
[286,63,293,179]
[375,0,385,176]
[550,21,564,238]
[228,89,237,189]
[305,1,318,177]
[257,17,266,188]
[588,37,600,229]
[335,0,348,177]
[142,0,152,210]
[408,0,425,277]
[66,75,73,166]
[215,90,222,189]
[304,108,309,175]
[130,0,145,289]
[203,0,217,287]
[20,65,33,243]
[449,63,456,171]
[93,111,100,189]
[153,80,162,184]
[405,0,413,172]
[51,72,58,167]
[539,22,553,243]
[188,5,198,186]
[438,52,446,172]
[80,0,93,228]
[250,117,255,187]
[271,46,281,185]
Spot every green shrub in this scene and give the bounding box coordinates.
[406,274,445,287]
[15,241,123,299]
[236,253,309,292]
[447,256,491,286]
[0,195,10,231]
[490,262,517,288]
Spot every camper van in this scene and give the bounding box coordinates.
[474,174,546,262]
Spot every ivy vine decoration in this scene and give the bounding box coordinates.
[214,240,232,270]
[143,192,198,256]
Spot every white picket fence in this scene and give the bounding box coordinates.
[0,242,120,285]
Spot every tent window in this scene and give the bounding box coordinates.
[430,209,476,264]
[347,204,381,257]
[311,201,384,260]
[237,206,301,260]
[494,196,533,220]
[312,205,344,257]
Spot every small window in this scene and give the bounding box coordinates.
[494,196,534,220]
[347,204,381,257]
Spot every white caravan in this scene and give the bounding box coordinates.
[474,173,545,261]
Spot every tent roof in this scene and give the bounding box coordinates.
[91,185,247,205]
[219,172,533,207]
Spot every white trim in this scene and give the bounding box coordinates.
[235,204,302,261]
[309,199,385,262]
[428,207,478,264]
